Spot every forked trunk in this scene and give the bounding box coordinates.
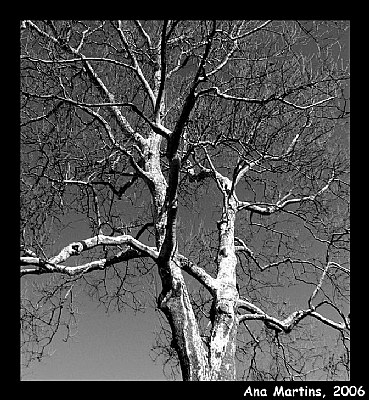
[158,259,239,381]
[157,198,239,381]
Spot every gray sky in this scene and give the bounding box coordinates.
[22,296,168,380]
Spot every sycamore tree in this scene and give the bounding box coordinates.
[20,20,350,381]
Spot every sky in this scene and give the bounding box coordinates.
[22,295,169,380]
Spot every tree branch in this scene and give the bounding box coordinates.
[237,299,348,334]
[21,248,147,277]
[206,21,272,79]
[167,21,217,160]
[154,20,168,120]
[20,234,159,277]
[237,173,337,214]
[23,21,147,147]
[114,21,156,108]
[202,146,232,195]
[22,93,143,151]
[21,55,135,71]
[279,96,336,110]
[177,254,218,295]
[231,20,272,40]
[235,236,331,273]
[133,20,153,49]
[196,86,336,111]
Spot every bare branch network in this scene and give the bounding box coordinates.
[21,20,350,381]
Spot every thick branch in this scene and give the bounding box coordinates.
[21,248,146,277]
[232,157,264,189]
[202,146,232,195]
[168,21,216,160]
[21,234,158,276]
[91,176,138,200]
[177,254,218,295]
[133,20,153,49]
[154,20,168,120]
[23,21,146,147]
[159,155,181,260]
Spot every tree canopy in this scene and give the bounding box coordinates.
[21,20,350,381]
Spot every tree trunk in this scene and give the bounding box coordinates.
[157,190,240,380]
[208,201,239,380]
[157,258,239,381]
[157,258,210,381]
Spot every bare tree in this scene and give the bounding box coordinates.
[20,20,350,381]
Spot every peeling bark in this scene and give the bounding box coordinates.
[157,259,210,381]
[208,196,239,380]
